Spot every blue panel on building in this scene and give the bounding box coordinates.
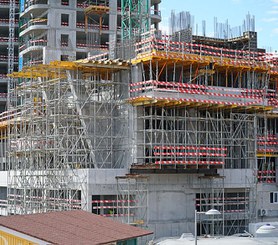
[18,55,23,71]
[20,0,25,13]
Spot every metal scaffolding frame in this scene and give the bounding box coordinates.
[197,176,224,236]
[127,31,277,234]
[1,12,277,238]
[135,108,256,169]
[84,0,110,55]
[6,59,131,214]
[116,174,148,226]
[196,176,257,236]
[257,115,278,184]
[7,0,16,110]
[8,0,15,76]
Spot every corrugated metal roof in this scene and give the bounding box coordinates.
[0,210,152,245]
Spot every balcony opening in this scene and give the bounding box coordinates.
[61,0,69,6]
[61,14,69,26]
[61,55,69,61]
[61,34,69,47]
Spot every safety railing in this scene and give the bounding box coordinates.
[0,55,18,62]
[0,74,7,79]
[0,199,7,208]
[0,0,19,5]
[0,18,18,24]
[20,18,47,32]
[257,134,278,155]
[150,8,161,17]
[76,1,109,8]
[87,52,109,61]
[257,170,276,183]
[76,42,108,50]
[23,58,43,67]
[76,22,109,30]
[8,194,81,209]
[23,0,48,8]
[76,22,121,31]
[153,145,226,166]
[19,39,47,52]
[0,109,21,124]
[134,34,278,71]
[77,2,89,8]
[130,80,278,107]
[0,37,18,42]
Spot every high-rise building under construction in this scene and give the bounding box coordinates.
[0,0,277,242]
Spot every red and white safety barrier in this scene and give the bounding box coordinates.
[154,146,227,151]
[258,170,276,174]
[257,149,277,152]
[92,199,136,203]
[155,160,224,165]
[154,152,227,157]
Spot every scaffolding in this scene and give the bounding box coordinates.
[6,59,131,214]
[129,32,271,169]
[116,174,148,226]
[7,0,16,109]
[2,6,278,237]
[84,0,110,54]
[127,31,278,234]
[196,176,257,236]
[257,116,278,184]
[197,176,224,236]
[90,174,148,226]
[8,0,15,76]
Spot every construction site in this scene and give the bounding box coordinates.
[0,0,277,243]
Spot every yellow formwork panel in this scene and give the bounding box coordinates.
[0,230,38,245]
[133,50,274,72]
[130,97,157,106]
[262,106,275,111]
[9,70,67,79]
[133,51,210,66]
[222,105,239,110]
[257,153,278,158]
[261,113,278,118]
[129,97,154,103]
[127,96,274,112]
[84,5,109,15]
[49,61,78,70]
[131,53,154,64]
[0,121,7,130]
[163,101,182,107]
[9,59,130,79]
[8,61,73,78]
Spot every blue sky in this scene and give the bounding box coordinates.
[159,0,278,52]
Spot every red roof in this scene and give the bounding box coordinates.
[0,210,153,245]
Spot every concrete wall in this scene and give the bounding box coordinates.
[257,183,278,221]
[218,169,254,188]
[78,169,256,239]
[81,170,199,238]
[84,169,128,212]
[45,4,77,62]
[146,174,198,238]
[141,171,255,239]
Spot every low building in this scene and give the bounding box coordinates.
[0,210,153,245]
